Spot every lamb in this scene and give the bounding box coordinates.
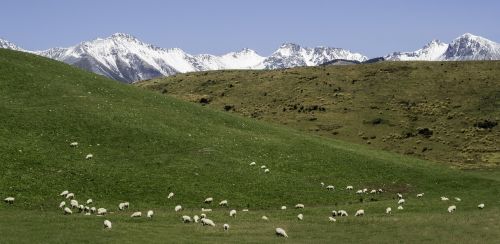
[275,228,288,238]
[103,220,112,229]
[346,185,354,190]
[64,207,73,215]
[441,197,449,201]
[66,193,75,199]
[147,210,154,218]
[355,209,365,216]
[398,199,405,205]
[264,169,270,173]
[338,210,348,217]
[60,190,69,197]
[201,218,215,227]
[448,205,456,213]
[85,154,93,160]
[131,211,142,217]
[262,216,269,221]
[182,215,192,223]
[204,197,213,204]
[3,197,14,204]
[386,207,392,214]
[229,209,237,217]
[249,162,256,166]
[167,192,174,199]
[70,142,78,147]
[219,200,228,207]
[329,217,337,222]
[397,206,404,210]
[295,203,304,209]
[193,215,200,223]
[297,213,303,220]
[417,193,424,198]
[70,199,79,208]
[97,208,107,215]
[86,199,93,204]
[326,185,334,190]
[175,205,182,212]
[59,201,66,208]
[223,223,229,231]
[281,206,287,210]
[331,210,337,217]
[397,193,403,199]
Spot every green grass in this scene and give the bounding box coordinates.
[1,48,500,243]
[138,61,500,169]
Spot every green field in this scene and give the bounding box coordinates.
[1,49,499,243]
[138,62,500,169]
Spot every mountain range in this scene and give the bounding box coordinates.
[1,33,499,83]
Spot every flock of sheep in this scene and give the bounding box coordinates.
[1,142,489,239]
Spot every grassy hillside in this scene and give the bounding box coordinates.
[138,62,500,169]
[1,49,499,243]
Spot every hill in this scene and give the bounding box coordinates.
[138,61,500,169]
[1,49,499,243]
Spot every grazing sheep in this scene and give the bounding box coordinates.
[355,209,365,217]
[264,169,270,173]
[386,207,392,214]
[454,197,461,202]
[295,204,304,209]
[219,200,228,207]
[204,197,213,204]
[66,193,75,199]
[281,206,287,210]
[378,189,384,193]
[84,206,90,213]
[356,190,363,194]
[297,214,303,220]
[131,211,142,217]
[4,197,14,204]
[60,190,69,197]
[260,165,266,169]
[338,210,348,217]
[175,205,182,212]
[370,189,377,194]
[70,142,78,147]
[398,199,405,205]
[97,208,107,215]
[223,223,229,231]
[329,217,337,222]
[103,220,112,229]
[320,182,325,187]
[147,210,154,218]
[200,213,207,219]
[201,218,215,227]
[275,228,288,238]
[346,186,354,190]
[86,154,93,160]
[167,192,175,199]
[242,209,249,212]
[182,215,192,223]
[326,185,334,190]
[331,210,337,217]
[478,203,485,209]
[249,162,256,166]
[90,207,96,213]
[448,205,456,213]
[262,216,269,221]
[193,215,199,223]
[397,193,403,199]
[70,200,79,208]
[78,205,85,213]
[64,207,73,215]
[441,197,449,201]
[417,193,424,198]
[59,201,66,208]
[363,188,368,193]
[201,208,212,212]
[123,202,129,209]
[119,203,126,210]
[86,199,93,204]
[229,209,237,217]
[397,206,404,210]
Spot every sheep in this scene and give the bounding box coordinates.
[441,197,449,201]
[260,165,266,169]
[3,197,14,204]
[78,205,85,213]
[86,199,93,204]
[86,154,93,160]
[454,197,461,202]
[331,210,337,217]
[131,211,142,217]
[378,189,384,193]
[448,205,456,213]
[338,210,348,217]
[249,162,256,166]
[262,216,269,221]
[356,190,363,194]
[123,202,129,209]
[281,206,287,210]
[295,204,304,209]
[478,203,485,209]
[70,200,79,208]
[204,197,213,204]
[219,200,228,207]
[147,210,154,218]
[355,209,365,217]
[60,190,69,197]
[363,188,368,193]
[97,208,107,215]
[103,220,112,229]
[223,223,229,231]
[397,193,403,199]
[193,215,200,223]
[64,207,73,215]
[70,142,78,147]
[264,169,270,173]
[386,207,392,214]
[200,213,207,219]
[229,209,237,217]
[182,215,192,223]
[326,185,334,190]
[84,206,90,213]
[201,208,212,212]
[417,193,424,198]
[370,189,377,194]
[397,206,404,210]
[242,209,249,212]
[346,186,354,190]
[118,202,127,210]
[66,193,75,199]
[175,205,182,212]
[59,201,66,208]
[275,228,288,238]
[329,217,337,222]
[90,207,96,213]
[320,182,325,187]
[398,199,405,205]
[201,218,215,227]
[167,192,174,199]
[297,214,303,220]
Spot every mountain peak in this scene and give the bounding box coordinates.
[109,32,139,40]
[0,38,24,51]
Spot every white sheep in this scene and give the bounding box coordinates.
[201,218,215,227]
[86,154,93,160]
[346,186,354,190]
[454,197,461,202]
[326,185,334,190]
[70,199,79,208]
[386,207,392,214]
[70,142,78,147]
[478,203,485,209]
[66,193,75,199]
[3,197,14,204]
[275,228,288,238]
[441,196,449,201]
[398,199,405,205]
[131,211,142,217]
[281,206,287,210]
[90,207,96,213]
[64,207,72,215]
[175,205,182,212]
[249,162,256,166]
[60,190,69,197]
[370,189,376,194]
[356,190,363,194]
[262,216,269,221]
[331,210,337,217]
[260,165,266,169]
[448,205,456,213]
[200,213,207,219]
[297,213,303,220]
[397,206,404,210]
[219,200,228,207]
[182,215,192,223]
[295,204,304,209]
[97,208,107,215]
[417,193,424,198]
[86,199,93,204]
[338,210,348,217]
[320,182,325,187]
[201,208,212,212]
[397,193,403,199]
[264,169,270,173]
[329,217,337,222]
[242,209,249,212]
[363,188,368,193]
[193,215,200,223]
[147,210,154,218]
[378,189,384,193]
[103,220,112,229]
[355,209,365,216]
[78,205,85,213]
[204,197,213,204]
[167,192,174,199]
[123,202,129,209]
[223,223,229,231]
[229,209,237,217]
[59,201,66,208]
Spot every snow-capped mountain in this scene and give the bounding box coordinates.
[0,38,24,51]
[385,33,500,61]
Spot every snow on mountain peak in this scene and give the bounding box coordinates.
[0,38,24,51]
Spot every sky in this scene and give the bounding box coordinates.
[1,0,499,57]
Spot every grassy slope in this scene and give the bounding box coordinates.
[0,49,499,243]
[138,62,500,169]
